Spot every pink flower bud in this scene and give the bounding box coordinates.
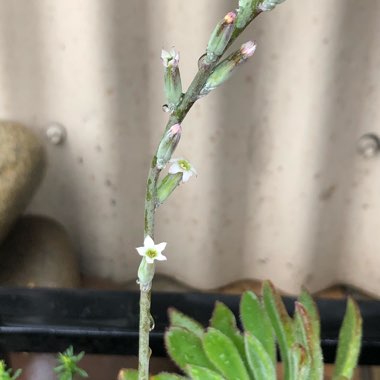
[224,11,237,24]
[240,41,257,58]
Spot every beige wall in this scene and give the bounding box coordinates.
[0,0,379,295]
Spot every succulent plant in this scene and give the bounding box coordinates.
[119,280,362,380]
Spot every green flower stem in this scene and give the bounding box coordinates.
[138,285,152,380]
[138,11,262,379]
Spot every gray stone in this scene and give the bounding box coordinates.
[0,121,45,243]
[0,215,81,287]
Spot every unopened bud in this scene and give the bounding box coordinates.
[156,173,183,205]
[156,123,182,169]
[206,11,237,61]
[161,49,180,68]
[201,41,257,96]
[236,0,261,28]
[259,0,286,12]
[161,49,182,110]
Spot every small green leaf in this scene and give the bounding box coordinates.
[240,291,276,365]
[210,302,247,367]
[152,373,188,380]
[117,369,138,380]
[169,308,204,338]
[186,365,225,380]
[203,327,250,380]
[332,298,362,380]
[293,302,323,380]
[262,280,295,380]
[165,327,215,374]
[244,332,276,380]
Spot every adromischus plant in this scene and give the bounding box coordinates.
[119,281,362,380]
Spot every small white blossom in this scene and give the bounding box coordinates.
[136,235,167,264]
[169,158,197,183]
[161,48,180,68]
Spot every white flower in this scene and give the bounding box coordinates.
[136,235,167,264]
[161,48,180,68]
[169,158,197,183]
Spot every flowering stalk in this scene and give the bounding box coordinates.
[137,3,276,378]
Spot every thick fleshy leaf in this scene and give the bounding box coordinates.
[298,289,321,339]
[293,302,323,380]
[240,291,276,365]
[210,302,247,368]
[332,298,362,380]
[117,369,138,380]
[186,365,225,380]
[168,308,204,338]
[289,344,311,380]
[165,327,215,373]
[203,327,250,380]
[262,280,295,380]
[244,332,276,380]
[152,373,188,380]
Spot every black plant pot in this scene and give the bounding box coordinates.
[0,287,379,364]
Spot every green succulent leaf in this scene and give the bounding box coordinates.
[262,280,295,380]
[152,373,188,380]
[332,298,362,380]
[298,288,321,339]
[244,332,276,380]
[210,302,246,366]
[289,344,311,380]
[240,291,276,365]
[293,302,323,380]
[117,369,138,380]
[203,327,250,380]
[186,365,225,380]
[165,326,215,374]
[168,308,204,338]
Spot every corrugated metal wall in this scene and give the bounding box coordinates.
[1,0,379,295]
